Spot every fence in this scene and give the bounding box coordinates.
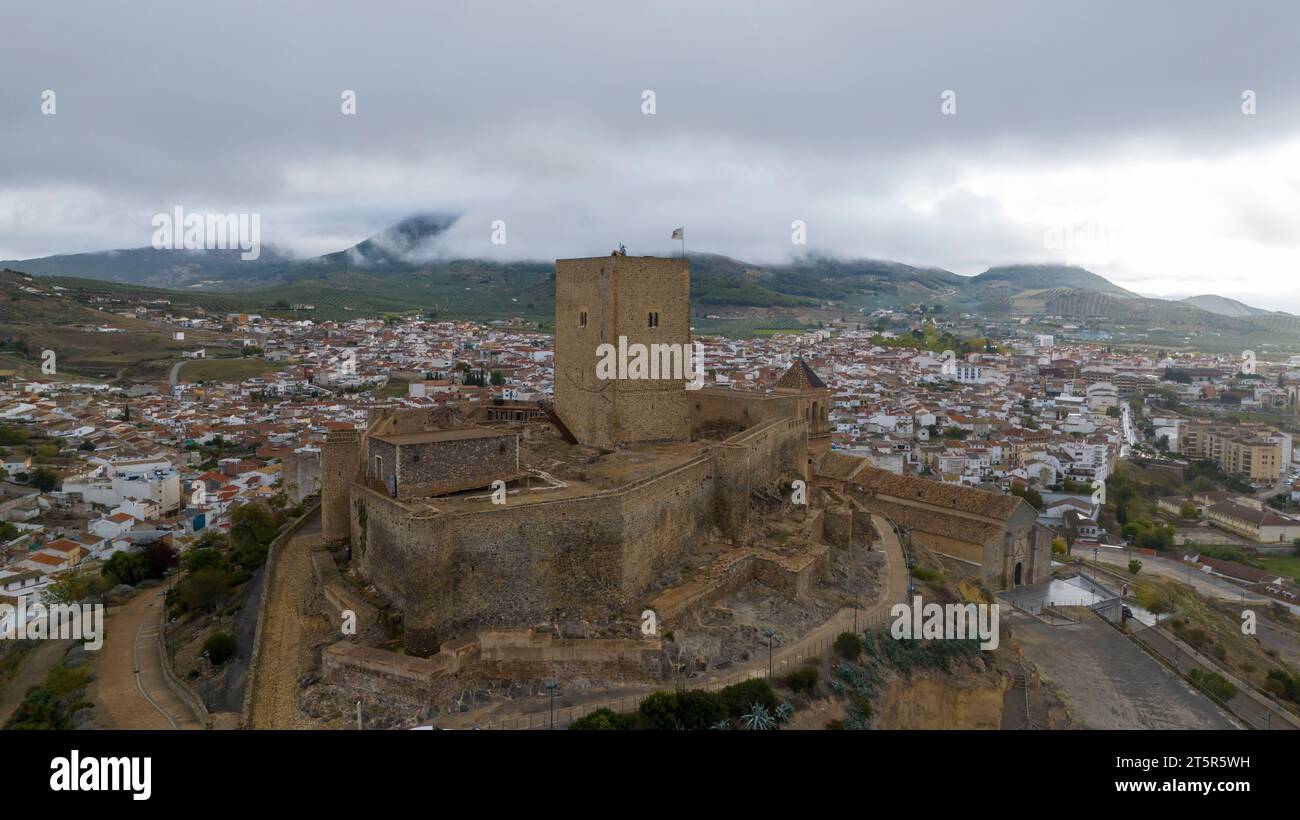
[156,574,213,729]
[472,609,895,730]
[1128,623,1300,730]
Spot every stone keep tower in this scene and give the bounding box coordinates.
[554,255,692,449]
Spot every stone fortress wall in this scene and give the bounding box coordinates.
[308,254,841,705]
[344,413,809,656]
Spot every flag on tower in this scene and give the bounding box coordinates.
[671,227,684,240]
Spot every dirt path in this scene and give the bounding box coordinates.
[246,516,324,729]
[88,586,204,729]
[0,639,74,726]
[438,514,908,728]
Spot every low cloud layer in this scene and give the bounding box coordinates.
[3,1,1299,307]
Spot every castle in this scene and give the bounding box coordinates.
[318,254,1045,665]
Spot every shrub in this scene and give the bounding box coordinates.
[4,663,90,730]
[833,632,864,661]
[201,632,236,666]
[1180,625,1209,650]
[910,566,944,583]
[1265,669,1300,703]
[177,569,231,613]
[569,708,633,730]
[782,667,818,694]
[1187,669,1237,703]
[1128,559,1142,575]
[851,695,873,720]
[718,678,776,718]
[183,547,223,574]
[1136,585,1173,614]
[637,689,724,730]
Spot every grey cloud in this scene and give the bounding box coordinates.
[1,0,1299,305]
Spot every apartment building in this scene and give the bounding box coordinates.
[1182,421,1283,482]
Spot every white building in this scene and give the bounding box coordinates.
[62,457,181,513]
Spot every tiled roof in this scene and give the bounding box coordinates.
[776,359,826,391]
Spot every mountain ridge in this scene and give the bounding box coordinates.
[3,214,1292,329]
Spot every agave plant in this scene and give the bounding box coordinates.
[711,719,731,731]
[740,703,776,730]
[775,703,794,724]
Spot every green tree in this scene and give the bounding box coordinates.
[229,503,277,553]
[1010,484,1043,510]
[182,547,224,574]
[102,551,151,586]
[177,568,231,613]
[45,566,110,604]
[833,632,863,661]
[201,632,237,665]
[0,426,28,446]
[28,467,58,492]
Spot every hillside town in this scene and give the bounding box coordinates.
[5,308,1300,612]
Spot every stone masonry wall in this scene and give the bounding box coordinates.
[554,256,691,449]
[349,420,808,656]
[320,430,359,540]
[365,432,518,498]
[689,388,802,435]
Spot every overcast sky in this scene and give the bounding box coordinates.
[3,1,1300,307]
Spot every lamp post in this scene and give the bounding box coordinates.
[764,629,776,680]
[544,679,558,730]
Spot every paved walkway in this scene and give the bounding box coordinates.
[246,516,323,729]
[1083,549,1281,609]
[441,514,908,728]
[1129,623,1298,730]
[1010,609,1239,730]
[89,586,204,730]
